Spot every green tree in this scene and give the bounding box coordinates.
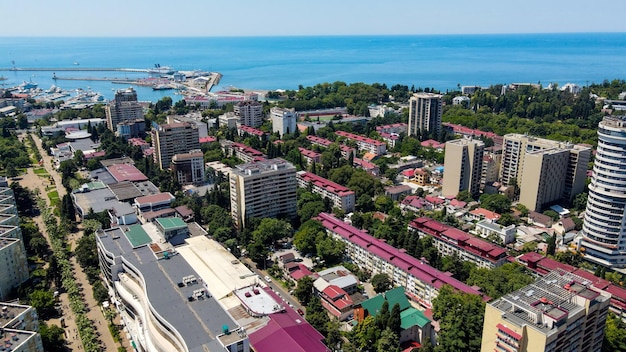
[352,316,380,351]
[252,218,293,247]
[602,312,626,352]
[316,235,346,265]
[39,322,65,352]
[466,263,534,299]
[456,190,474,202]
[375,195,394,213]
[29,290,56,319]
[432,285,485,352]
[543,209,560,222]
[479,194,511,214]
[306,296,330,336]
[387,303,402,335]
[294,276,315,306]
[377,328,400,352]
[293,220,325,255]
[371,273,392,293]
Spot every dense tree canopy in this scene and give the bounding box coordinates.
[432,285,485,352]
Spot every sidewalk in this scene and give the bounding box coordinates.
[20,133,131,351]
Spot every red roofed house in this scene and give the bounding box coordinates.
[420,139,445,150]
[134,192,175,213]
[469,207,501,221]
[401,196,432,213]
[319,285,354,320]
[353,158,380,176]
[409,217,508,269]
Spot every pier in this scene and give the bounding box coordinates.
[52,76,136,82]
[0,67,153,73]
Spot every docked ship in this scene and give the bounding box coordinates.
[148,64,174,75]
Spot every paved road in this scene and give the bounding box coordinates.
[20,133,131,351]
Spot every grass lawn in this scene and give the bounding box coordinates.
[34,168,49,176]
[47,190,60,207]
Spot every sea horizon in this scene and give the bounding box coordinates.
[2,32,626,102]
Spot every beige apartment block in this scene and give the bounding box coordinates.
[481,271,610,352]
[408,92,443,137]
[500,134,590,209]
[153,122,200,169]
[230,158,297,228]
[105,87,144,131]
[442,138,484,198]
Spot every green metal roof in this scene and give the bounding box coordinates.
[124,224,152,248]
[360,287,411,316]
[156,217,187,230]
[400,308,431,329]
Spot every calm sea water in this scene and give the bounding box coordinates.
[1,33,626,102]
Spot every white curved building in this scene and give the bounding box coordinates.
[96,227,250,352]
[581,116,626,268]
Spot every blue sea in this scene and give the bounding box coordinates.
[1,33,626,102]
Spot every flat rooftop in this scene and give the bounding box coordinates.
[0,303,31,328]
[177,236,261,300]
[123,224,152,248]
[98,227,238,352]
[107,181,143,201]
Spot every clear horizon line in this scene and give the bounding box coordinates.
[1,31,625,39]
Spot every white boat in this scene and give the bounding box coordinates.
[148,64,174,75]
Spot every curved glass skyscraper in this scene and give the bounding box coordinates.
[581,116,626,268]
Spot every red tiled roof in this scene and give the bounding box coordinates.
[199,136,217,144]
[336,130,386,146]
[401,169,415,177]
[421,139,445,149]
[297,172,354,197]
[409,217,508,263]
[298,147,321,159]
[317,213,487,299]
[106,163,148,182]
[238,125,266,136]
[425,196,445,205]
[470,208,501,221]
[135,192,175,205]
[449,199,467,208]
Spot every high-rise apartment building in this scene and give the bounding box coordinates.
[500,134,590,211]
[408,93,443,138]
[229,158,297,228]
[0,302,45,352]
[480,270,610,352]
[234,101,264,127]
[442,138,484,198]
[271,107,297,136]
[581,116,626,268]
[105,88,144,132]
[171,150,205,185]
[153,122,200,170]
[0,187,28,300]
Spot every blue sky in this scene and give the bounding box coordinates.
[2,0,626,37]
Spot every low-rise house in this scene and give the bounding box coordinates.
[528,211,553,228]
[385,184,413,201]
[355,287,433,347]
[468,207,501,222]
[400,196,432,213]
[474,219,516,245]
